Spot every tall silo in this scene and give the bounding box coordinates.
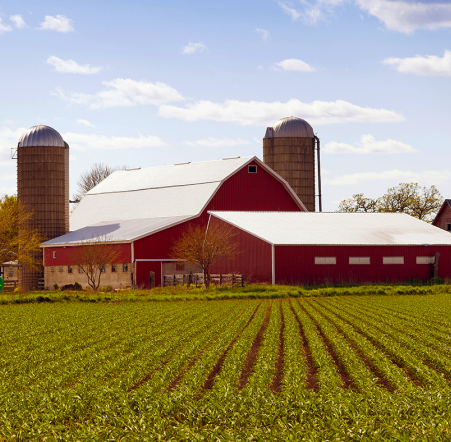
[263,116,322,212]
[17,125,69,290]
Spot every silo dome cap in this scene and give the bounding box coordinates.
[18,125,65,148]
[264,116,314,139]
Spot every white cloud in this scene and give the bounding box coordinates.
[10,15,26,29]
[277,2,302,20]
[356,0,451,34]
[275,58,315,72]
[38,15,74,33]
[62,132,166,150]
[158,98,404,126]
[0,18,13,34]
[185,137,252,147]
[383,50,451,76]
[256,28,270,40]
[53,78,184,109]
[69,155,77,161]
[77,119,95,128]
[325,169,450,185]
[47,56,102,74]
[0,186,17,197]
[278,0,451,33]
[0,174,15,180]
[182,42,207,54]
[324,134,416,154]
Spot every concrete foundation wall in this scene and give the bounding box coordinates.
[44,264,134,290]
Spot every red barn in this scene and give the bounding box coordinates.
[42,157,305,289]
[207,211,451,285]
[432,200,451,232]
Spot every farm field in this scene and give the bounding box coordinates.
[1,294,451,440]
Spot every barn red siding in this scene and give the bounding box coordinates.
[275,245,451,285]
[204,161,302,212]
[43,244,131,266]
[210,221,272,283]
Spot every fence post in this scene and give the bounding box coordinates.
[241,274,244,287]
[219,274,222,286]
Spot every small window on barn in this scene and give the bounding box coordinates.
[68,265,73,274]
[248,165,257,173]
[416,256,435,264]
[59,266,63,272]
[78,266,83,274]
[447,224,451,231]
[349,257,370,265]
[383,257,404,265]
[176,263,185,272]
[51,266,55,273]
[315,257,336,265]
[100,266,106,273]
[111,264,117,273]
[123,264,129,272]
[8,267,14,277]
[53,251,56,259]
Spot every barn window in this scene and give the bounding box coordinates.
[111,264,117,272]
[383,257,404,265]
[176,263,185,271]
[447,224,451,231]
[68,266,73,274]
[100,266,106,273]
[78,266,83,274]
[315,257,336,265]
[59,266,63,272]
[8,267,13,277]
[349,257,370,265]
[123,264,129,272]
[248,165,257,173]
[416,256,435,264]
[51,266,55,273]
[53,251,56,259]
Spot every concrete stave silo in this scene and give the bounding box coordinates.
[263,116,321,212]
[17,125,69,290]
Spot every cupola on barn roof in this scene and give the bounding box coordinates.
[18,125,65,148]
[264,116,314,139]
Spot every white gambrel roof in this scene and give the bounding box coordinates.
[44,216,192,246]
[70,156,306,231]
[209,211,451,246]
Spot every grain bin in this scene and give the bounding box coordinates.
[17,125,69,290]
[263,116,321,212]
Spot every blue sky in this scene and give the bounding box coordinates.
[1,0,450,210]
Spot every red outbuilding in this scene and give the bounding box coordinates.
[207,211,451,285]
[432,200,451,232]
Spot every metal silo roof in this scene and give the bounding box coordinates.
[18,125,65,148]
[264,116,314,139]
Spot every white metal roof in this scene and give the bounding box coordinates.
[70,156,306,231]
[44,215,192,246]
[18,125,66,148]
[209,211,451,246]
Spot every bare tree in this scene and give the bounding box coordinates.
[72,163,127,202]
[0,195,43,270]
[171,221,237,288]
[70,236,122,291]
[337,183,443,223]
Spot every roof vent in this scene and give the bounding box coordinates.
[222,156,241,160]
[174,162,191,166]
[126,168,141,171]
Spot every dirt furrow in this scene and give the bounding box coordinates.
[270,300,285,394]
[237,302,272,390]
[201,302,262,391]
[298,301,356,391]
[289,300,318,391]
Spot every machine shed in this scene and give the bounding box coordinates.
[208,212,451,285]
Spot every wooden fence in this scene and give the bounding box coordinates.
[3,281,18,292]
[163,273,244,288]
